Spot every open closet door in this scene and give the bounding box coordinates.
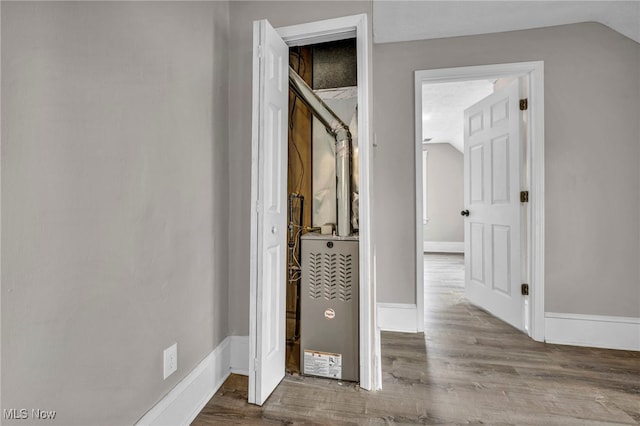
[248,19,289,405]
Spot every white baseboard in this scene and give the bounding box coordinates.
[423,241,464,253]
[377,303,418,332]
[136,335,250,426]
[545,312,640,351]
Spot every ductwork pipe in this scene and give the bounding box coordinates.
[288,66,353,237]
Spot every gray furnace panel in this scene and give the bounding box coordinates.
[300,234,359,381]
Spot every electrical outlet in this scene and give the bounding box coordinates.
[163,343,177,379]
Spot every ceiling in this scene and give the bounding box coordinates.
[422,80,494,152]
[373,1,640,44]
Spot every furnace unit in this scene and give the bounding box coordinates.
[289,63,359,382]
[300,233,359,381]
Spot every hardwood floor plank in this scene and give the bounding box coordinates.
[193,254,640,425]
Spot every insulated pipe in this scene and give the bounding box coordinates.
[288,66,352,237]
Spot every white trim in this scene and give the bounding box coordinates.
[528,63,545,342]
[248,19,261,406]
[414,76,424,333]
[249,13,375,399]
[136,338,231,426]
[414,61,545,342]
[0,3,3,400]
[377,303,418,333]
[422,149,428,225]
[352,13,375,392]
[545,313,640,351]
[372,246,382,390]
[423,241,464,253]
[229,335,250,376]
[277,18,356,47]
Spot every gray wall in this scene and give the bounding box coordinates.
[1,2,230,424]
[423,144,464,243]
[227,1,371,335]
[374,23,640,317]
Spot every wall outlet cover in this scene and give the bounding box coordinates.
[163,342,178,379]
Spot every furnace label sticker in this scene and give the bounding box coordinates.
[303,350,342,379]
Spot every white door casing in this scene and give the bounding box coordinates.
[249,19,289,405]
[463,79,525,331]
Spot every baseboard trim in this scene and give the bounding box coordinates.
[545,312,640,351]
[423,241,464,253]
[377,303,418,332]
[136,335,250,426]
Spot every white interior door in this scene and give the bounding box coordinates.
[463,79,525,331]
[249,19,288,405]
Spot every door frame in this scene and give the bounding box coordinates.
[414,62,545,342]
[249,13,378,400]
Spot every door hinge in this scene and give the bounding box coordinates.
[520,98,528,111]
[520,191,529,203]
[257,45,264,59]
[521,283,529,296]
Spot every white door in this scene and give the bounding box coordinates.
[463,80,525,331]
[249,19,288,405]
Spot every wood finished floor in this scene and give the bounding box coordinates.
[193,254,640,425]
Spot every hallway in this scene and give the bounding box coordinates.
[192,254,640,424]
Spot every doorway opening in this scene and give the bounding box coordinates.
[286,38,359,378]
[249,14,376,406]
[414,62,545,342]
[420,79,493,330]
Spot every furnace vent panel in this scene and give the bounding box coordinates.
[300,234,359,381]
[307,252,354,302]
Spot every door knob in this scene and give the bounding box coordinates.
[461,210,469,217]
[271,226,277,234]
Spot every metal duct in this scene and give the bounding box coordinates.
[288,66,353,237]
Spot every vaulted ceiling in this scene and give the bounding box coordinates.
[373,1,640,44]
